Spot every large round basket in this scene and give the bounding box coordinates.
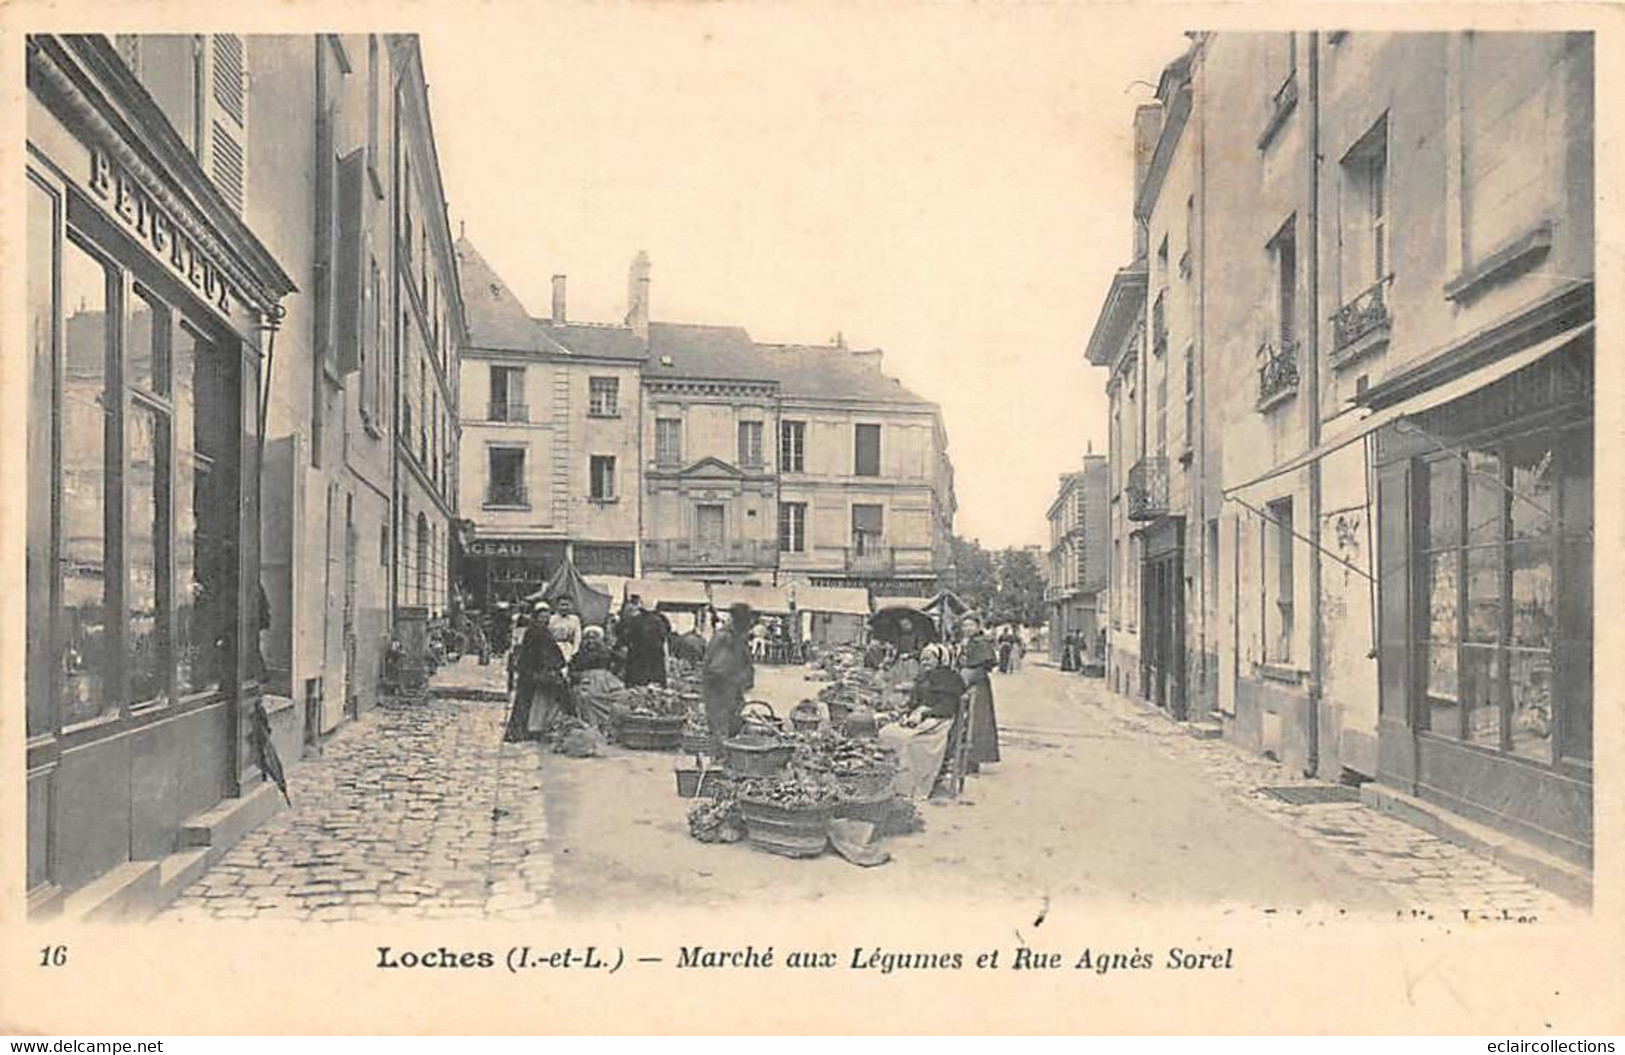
[723,736,795,777]
[739,796,833,858]
[835,786,897,825]
[618,713,685,751]
[825,699,853,726]
[680,728,715,756]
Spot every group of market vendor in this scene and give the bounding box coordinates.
[879,611,1002,797]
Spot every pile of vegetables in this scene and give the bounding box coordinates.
[738,772,839,810]
[616,684,686,718]
[687,791,744,843]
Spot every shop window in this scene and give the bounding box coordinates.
[738,420,764,468]
[779,502,807,554]
[38,221,241,730]
[1416,423,1587,762]
[780,420,805,473]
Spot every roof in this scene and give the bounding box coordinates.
[455,236,564,353]
[541,322,648,362]
[644,322,767,382]
[757,344,931,405]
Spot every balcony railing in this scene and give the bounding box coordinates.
[643,539,779,569]
[1126,457,1169,522]
[1330,277,1392,360]
[1257,339,1300,409]
[485,483,529,508]
[845,541,896,574]
[488,401,529,423]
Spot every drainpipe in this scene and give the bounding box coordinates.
[1304,32,1325,778]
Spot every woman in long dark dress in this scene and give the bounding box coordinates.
[505,603,571,742]
[621,598,670,688]
[958,613,1001,772]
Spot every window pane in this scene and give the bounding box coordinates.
[129,286,167,395]
[1508,648,1554,762]
[1427,551,1459,644]
[1424,640,1459,734]
[855,424,880,476]
[60,238,113,725]
[1465,448,1503,547]
[176,320,235,696]
[128,402,169,704]
[1427,458,1461,549]
[1507,434,1554,541]
[1464,544,1501,643]
[1509,539,1553,649]
[27,178,57,738]
[1460,643,1501,746]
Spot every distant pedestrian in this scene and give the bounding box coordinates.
[1060,632,1078,672]
[702,603,757,753]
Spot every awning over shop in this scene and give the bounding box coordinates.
[710,583,793,615]
[526,557,613,626]
[790,584,871,616]
[623,577,712,611]
[1224,322,1594,497]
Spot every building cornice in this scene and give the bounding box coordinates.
[1085,264,1148,366]
[1133,81,1192,222]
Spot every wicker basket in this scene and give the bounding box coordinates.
[825,699,853,726]
[739,796,833,858]
[835,787,897,825]
[618,713,685,751]
[723,736,795,777]
[675,767,732,798]
[680,729,715,756]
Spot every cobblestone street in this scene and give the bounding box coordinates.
[159,691,554,923]
[158,658,1577,922]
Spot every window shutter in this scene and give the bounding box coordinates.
[334,149,366,374]
[203,35,248,214]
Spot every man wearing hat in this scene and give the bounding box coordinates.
[701,602,757,753]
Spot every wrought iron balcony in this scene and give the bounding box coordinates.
[487,400,529,423]
[484,483,529,508]
[1126,457,1169,521]
[1257,339,1300,410]
[845,542,896,574]
[1330,277,1392,361]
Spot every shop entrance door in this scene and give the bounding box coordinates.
[1140,547,1186,720]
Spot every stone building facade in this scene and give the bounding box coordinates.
[1045,455,1109,664]
[1087,31,1594,869]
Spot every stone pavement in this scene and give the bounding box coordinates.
[159,689,554,923]
[1052,666,1577,919]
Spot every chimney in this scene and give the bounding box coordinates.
[851,347,883,372]
[551,274,567,323]
[626,250,651,342]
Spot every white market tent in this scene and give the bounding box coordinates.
[623,577,712,611]
[790,584,871,616]
[710,583,793,616]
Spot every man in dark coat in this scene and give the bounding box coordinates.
[702,603,756,754]
[620,596,670,688]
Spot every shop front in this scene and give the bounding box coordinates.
[1371,322,1593,867]
[463,537,567,609]
[25,35,295,917]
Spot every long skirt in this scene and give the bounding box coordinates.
[965,680,1000,764]
[703,683,744,755]
[503,685,535,742]
[625,647,667,688]
[879,717,955,799]
[526,677,574,736]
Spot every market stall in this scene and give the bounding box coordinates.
[790,584,871,649]
[622,577,713,634]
